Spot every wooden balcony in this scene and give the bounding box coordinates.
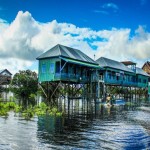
[54,73,89,83]
[104,77,137,87]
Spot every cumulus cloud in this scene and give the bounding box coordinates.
[93,26,150,67]
[0,11,150,74]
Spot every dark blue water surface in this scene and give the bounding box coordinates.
[0,101,150,150]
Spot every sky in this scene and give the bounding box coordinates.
[0,0,150,74]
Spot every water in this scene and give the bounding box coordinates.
[0,101,150,150]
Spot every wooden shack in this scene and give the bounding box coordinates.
[142,61,150,75]
[0,69,12,85]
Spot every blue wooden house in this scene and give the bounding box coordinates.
[96,57,136,87]
[135,67,149,88]
[122,61,149,88]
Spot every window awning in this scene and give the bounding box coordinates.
[60,57,100,68]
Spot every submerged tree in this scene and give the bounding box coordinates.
[11,70,38,107]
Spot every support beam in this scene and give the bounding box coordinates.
[38,83,47,98]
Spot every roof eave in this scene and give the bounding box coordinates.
[60,56,99,66]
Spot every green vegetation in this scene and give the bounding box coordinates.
[0,102,18,116]
[0,102,63,120]
[0,69,63,119]
[22,102,63,120]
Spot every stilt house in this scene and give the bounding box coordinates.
[96,57,136,86]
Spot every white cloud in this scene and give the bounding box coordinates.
[0,11,150,74]
[93,26,150,67]
[102,3,119,10]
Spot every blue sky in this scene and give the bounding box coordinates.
[0,0,150,73]
[0,0,150,31]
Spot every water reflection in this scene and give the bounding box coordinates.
[0,100,150,150]
[37,100,150,149]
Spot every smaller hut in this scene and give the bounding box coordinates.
[142,61,150,75]
[0,69,12,85]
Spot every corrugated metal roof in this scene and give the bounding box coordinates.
[96,57,134,73]
[37,44,98,65]
[136,67,150,77]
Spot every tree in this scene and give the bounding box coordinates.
[11,70,38,107]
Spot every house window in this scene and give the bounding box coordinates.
[107,71,111,79]
[116,76,119,80]
[116,72,120,80]
[143,79,147,83]
[50,63,55,73]
[56,61,60,73]
[42,64,46,73]
[132,76,135,82]
[138,78,141,83]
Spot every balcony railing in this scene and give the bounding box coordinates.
[137,82,148,88]
[104,77,148,87]
[105,77,137,86]
[54,73,89,82]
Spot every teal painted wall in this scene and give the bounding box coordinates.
[104,68,136,86]
[103,67,149,88]
[38,58,60,82]
[38,58,149,88]
[38,58,92,83]
[148,82,150,94]
[136,75,148,88]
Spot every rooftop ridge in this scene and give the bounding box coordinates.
[36,44,97,64]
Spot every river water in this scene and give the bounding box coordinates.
[0,100,150,150]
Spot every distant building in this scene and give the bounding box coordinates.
[142,61,150,99]
[0,69,12,85]
[142,61,150,75]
